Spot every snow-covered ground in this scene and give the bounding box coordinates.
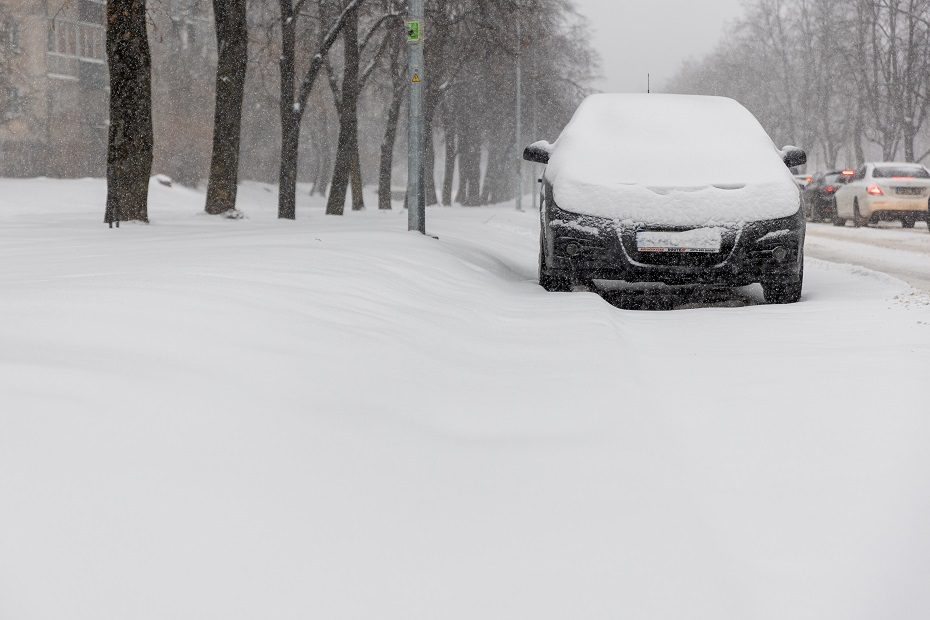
[2,178,930,620]
[807,221,930,292]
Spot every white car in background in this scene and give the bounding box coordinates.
[834,162,930,230]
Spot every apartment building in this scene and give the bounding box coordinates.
[0,0,105,176]
[0,0,213,179]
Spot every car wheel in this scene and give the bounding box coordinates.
[762,251,803,304]
[902,216,916,229]
[809,203,821,223]
[832,215,846,226]
[853,201,867,228]
[538,228,571,292]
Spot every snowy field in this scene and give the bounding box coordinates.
[2,178,930,619]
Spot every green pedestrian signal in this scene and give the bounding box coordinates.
[406,20,421,43]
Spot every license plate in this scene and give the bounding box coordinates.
[896,187,923,196]
[636,228,723,253]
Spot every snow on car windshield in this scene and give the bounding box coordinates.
[872,165,930,179]
[545,94,800,226]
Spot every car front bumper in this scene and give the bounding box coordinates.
[543,205,805,286]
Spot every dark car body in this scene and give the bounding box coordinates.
[538,182,805,289]
[802,170,853,222]
[526,94,807,304]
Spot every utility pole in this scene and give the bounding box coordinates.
[405,1,425,233]
[514,11,523,212]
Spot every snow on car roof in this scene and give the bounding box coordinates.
[545,94,800,225]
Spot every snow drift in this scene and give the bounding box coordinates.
[2,180,930,620]
[545,94,802,226]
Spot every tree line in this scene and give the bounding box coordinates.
[103,0,597,224]
[666,0,930,171]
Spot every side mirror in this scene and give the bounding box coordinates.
[523,140,553,165]
[780,146,807,168]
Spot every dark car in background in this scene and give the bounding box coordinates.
[802,169,854,222]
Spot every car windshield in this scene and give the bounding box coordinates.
[872,166,930,178]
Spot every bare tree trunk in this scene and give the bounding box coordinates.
[853,112,865,165]
[326,125,354,215]
[277,0,298,219]
[105,0,153,225]
[883,140,898,161]
[315,149,333,196]
[277,0,368,219]
[454,130,467,205]
[481,144,512,205]
[278,116,301,219]
[423,102,439,205]
[378,65,405,210]
[205,0,248,215]
[441,109,456,206]
[326,6,361,216]
[351,150,364,210]
[456,123,481,206]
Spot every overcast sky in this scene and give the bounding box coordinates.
[570,0,747,93]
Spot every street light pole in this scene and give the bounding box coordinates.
[406,0,425,233]
[514,12,523,212]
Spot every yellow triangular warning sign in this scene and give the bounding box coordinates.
[411,72,421,84]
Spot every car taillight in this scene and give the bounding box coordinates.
[805,176,813,183]
[825,185,835,193]
[867,184,884,196]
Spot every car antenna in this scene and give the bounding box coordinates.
[647,73,650,94]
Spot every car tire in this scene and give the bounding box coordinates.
[853,201,867,228]
[762,251,804,304]
[809,203,821,223]
[902,216,916,229]
[538,228,571,292]
[833,215,846,226]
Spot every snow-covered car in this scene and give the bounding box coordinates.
[833,162,930,230]
[523,94,808,304]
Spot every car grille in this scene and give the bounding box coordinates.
[628,250,727,268]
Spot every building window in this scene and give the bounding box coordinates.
[79,0,105,24]
[47,19,105,64]
[4,86,24,119]
[0,18,19,52]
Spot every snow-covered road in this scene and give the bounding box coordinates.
[807,221,930,292]
[2,179,930,620]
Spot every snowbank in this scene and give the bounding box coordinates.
[545,94,801,226]
[1,179,930,620]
